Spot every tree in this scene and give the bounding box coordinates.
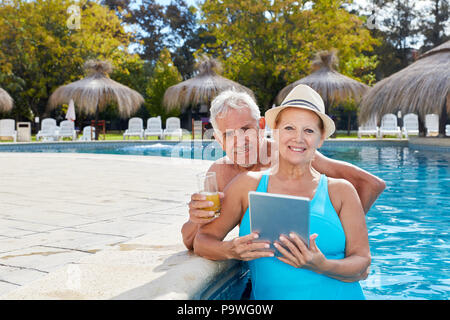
[381,0,420,68]
[419,0,449,50]
[0,0,144,121]
[145,48,183,121]
[199,0,379,109]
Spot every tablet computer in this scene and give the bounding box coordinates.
[248,191,310,253]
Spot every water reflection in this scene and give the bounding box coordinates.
[320,145,450,300]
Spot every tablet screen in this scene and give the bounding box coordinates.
[249,191,310,253]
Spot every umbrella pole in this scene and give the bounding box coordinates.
[439,100,448,137]
[94,105,99,141]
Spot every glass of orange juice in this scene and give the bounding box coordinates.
[196,172,221,218]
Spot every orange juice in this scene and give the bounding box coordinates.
[202,192,221,217]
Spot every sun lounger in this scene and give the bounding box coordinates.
[36,118,59,141]
[0,119,17,142]
[123,117,144,140]
[57,120,77,141]
[144,117,163,139]
[164,117,182,140]
[402,113,419,138]
[79,126,95,141]
[358,117,379,138]
[425,114,439,136]
[379,113,402,139]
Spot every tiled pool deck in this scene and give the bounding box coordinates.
[0,152,242,299]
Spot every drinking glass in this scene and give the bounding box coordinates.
[196,172,221,217]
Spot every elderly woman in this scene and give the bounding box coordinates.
[193,84,371,300]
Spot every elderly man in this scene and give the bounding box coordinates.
[182,90,385,250]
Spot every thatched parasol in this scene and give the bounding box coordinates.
[48,60,144,138]
[163,56,255,112]
[275,50,369,114]
[0,87,13,113]
[359,41,450,135]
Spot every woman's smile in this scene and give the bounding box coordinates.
[288,145,307,153]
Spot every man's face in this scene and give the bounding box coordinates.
[214,106,263,167]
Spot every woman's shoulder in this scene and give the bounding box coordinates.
[327,177,359,203]
[327,176,354,189]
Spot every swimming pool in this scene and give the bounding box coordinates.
[1,141,449,300]
[321,145,449,300]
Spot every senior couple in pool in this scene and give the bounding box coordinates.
[181,84,386,300]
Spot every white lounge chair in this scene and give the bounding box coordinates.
[0,119,17,142]
[57,120,77,141]
[123,117,144,140]
[36,118,59,141]
[357,117,379,138]
[164,117,182,140]
[446,125,450,137]
[192,119,203,140]
[144,117,163,139]
[379,113,402,139]
[425,114,439,136]
[402,113,419,138]
[79,126,95,141]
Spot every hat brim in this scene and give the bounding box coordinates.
[265,105,335,138]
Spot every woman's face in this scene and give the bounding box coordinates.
[275,108,324,166]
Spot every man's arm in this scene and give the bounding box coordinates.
[312,151,386,214]
[182,162,226,250]
[182,220,200,251]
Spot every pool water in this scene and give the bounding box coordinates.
[2,142,449,299]
[319,145,449,300]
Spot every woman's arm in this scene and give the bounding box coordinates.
[321,179,371,281]
[194,173,274,261]
[275,179,371,282]
[312,151,386,214]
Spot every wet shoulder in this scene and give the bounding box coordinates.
[327,177,357,215]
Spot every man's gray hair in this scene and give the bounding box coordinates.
[210,89,260,130]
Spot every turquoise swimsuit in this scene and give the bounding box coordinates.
[239,172,365,300]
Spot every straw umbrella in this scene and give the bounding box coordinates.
[276,50,369,117]
[0,87,13,113]
[163,56,255,127]
[359,41,450,136]
[48,60,144,139]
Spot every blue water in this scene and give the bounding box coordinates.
[319,145,450,300]
[1,142,449,299]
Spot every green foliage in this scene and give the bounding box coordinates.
[0,0,144,120]
[344,54,379,86]
[145,48,183,122]
[199,0,380,109]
